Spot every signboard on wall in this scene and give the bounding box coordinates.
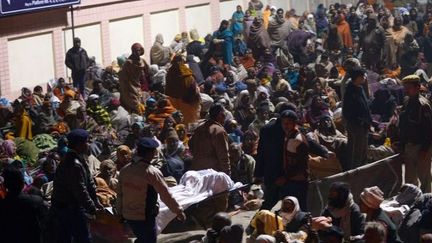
[0,0,80,16]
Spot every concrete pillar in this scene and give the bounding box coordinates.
[100,20,112,66]
[178,6,188,33]
[143,12,152,61]
[52,28,66,79]
[0,37,10,97]
[210,0,221,30]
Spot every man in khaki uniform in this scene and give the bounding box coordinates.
[399,75,432,193]
[117,137,185,243]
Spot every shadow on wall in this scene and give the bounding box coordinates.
[0,8,68,37]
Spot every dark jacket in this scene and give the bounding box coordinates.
[423,36,432,63]
[255,120,323,183]
[342,82,372,127]
[51,150,97,214]
[255,119,285,184]
[284,211,309,233]
[186,40,204,59]
[347,14,361,35]
[370,90,397,122]
[399,95,432,151]
[321,203,365,237]
[373,209,402,243]
[189,120,231,176]
[65,47,89,73]
[0,193,48,243]
[187,56,205,84]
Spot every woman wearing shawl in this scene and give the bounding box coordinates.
[115,145,132,170]
[255,85,275,112]
[275,196,308,233]
[305,95,332,129]
[232,6,245,37]
[248,17,271,59]
[147,98,176,129]
[322,182,365,241]
[165,55,201,124]
[385,16,411,68]
[0,140,20,162]
[150,34,172,66]
[13,101,32,141]
[213,20,234,65]
[243,10,254,41]
[268,8,292,49]
[118,43,150,115]
[234,90,255,131]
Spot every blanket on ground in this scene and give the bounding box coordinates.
[156,169,242,234]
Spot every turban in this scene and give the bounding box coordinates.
[64,89,75,98]
[67,129,89,147]
[360,186,384,209]
[402,75,420,85]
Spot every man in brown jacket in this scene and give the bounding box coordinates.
[189,104,231,176]
[188,104,231,227]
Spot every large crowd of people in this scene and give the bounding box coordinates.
[2,0,432,242]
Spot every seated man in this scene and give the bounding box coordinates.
[90,80,113,107]
[321,182,365,241]
[359,186,402,243]
[229,143,255,185]
[307,115,345,176]
[57,90,80,117]
[202,212,232,243]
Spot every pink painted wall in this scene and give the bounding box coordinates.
[0,0,306,99]
[0,0,223,99]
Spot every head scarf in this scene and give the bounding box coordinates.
[257,86,270,98]
[116,145,132,163]
[235,90,250,108]
[360,186,384,209]
[190,29,200,41]
[248,17,271,51]
[154,34,164,45]
[1,140,16,158]
[131,43,144,53]
[165,55,194,100]
[279,196,300,225]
